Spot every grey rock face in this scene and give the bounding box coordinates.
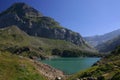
[0,2,89,47]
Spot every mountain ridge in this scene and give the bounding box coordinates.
[84,28,120,47]
[96,35,120,52]
[0,2,90,48]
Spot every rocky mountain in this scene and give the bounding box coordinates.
[96,35,120,52]
[0,2,89,47]
[84,29,120,47]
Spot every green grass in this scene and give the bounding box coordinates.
[0,52,47,80]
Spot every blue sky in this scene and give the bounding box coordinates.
[0,0,120,36]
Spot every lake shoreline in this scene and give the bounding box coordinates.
[40,57,100,75]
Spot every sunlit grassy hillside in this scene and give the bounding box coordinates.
[0,51,47,80]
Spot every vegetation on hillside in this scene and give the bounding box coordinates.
[0,26,99,59]
[67,46,120,80]
[0,51,47,80]
[52,48,99,57]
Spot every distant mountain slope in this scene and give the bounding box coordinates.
[84,29,120,47]
[0,26,98,58]
[0,2,89,48]
[68,46,120,80]
[95,35,120,52]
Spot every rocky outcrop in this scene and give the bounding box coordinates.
[33,60,65,80]
[0,2,89,47]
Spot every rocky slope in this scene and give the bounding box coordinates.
[0,2,89,47]
[34,61,65,80]
[84,29,120,47]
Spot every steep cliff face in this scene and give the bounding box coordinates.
[0,2,89,47]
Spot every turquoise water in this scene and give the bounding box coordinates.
[41,57,100,74]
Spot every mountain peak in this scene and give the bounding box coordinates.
[12,2,29,6]
[0,2,43,18]
[12,2,29,7]
[0,2,93,50]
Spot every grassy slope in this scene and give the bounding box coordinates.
[0,51,47,80]
[67,46,120,80]
[0,26,78,52]
[0,26,98,58]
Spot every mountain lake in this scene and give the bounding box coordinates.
[41,57,100,75]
